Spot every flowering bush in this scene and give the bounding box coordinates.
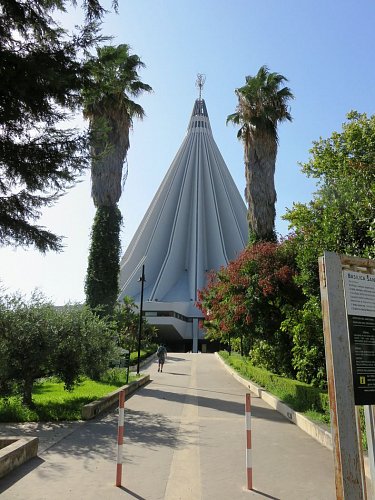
[197,239,304,376]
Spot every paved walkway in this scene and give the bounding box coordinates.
[0,353,336,499]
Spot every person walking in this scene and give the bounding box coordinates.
[157,344,167,372]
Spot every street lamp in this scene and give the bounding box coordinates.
[136,264,145,375]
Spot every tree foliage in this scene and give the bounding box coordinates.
[285,111,375,296]
[83,44,151,315]
[199,112,375,388]
[197,240,303,376]
[227,66,294,241]
[0,0,117,252]
[85,205,122,317]
[82,44,152,207]
[0,292,116,405]
[281,111,375,386]
[113,296,157,353]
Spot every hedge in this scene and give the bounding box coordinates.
[219,351,329,416]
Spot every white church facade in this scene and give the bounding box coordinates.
[118,93,248,352]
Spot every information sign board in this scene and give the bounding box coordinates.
[343,270,375,405]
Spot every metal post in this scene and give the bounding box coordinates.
[115,390,125,487]
[124,349,130,385]
[136,265,145,376]
[245,393,252,490]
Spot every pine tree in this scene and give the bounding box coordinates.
[0,0,117,252]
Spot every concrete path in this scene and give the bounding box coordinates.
[0,353,336,499]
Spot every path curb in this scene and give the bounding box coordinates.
[215,354,333,450]
[129,353,157,372]
[0,436,38,479]
[81,374,150,420]
[215,353,372,478]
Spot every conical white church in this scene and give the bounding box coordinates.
[118,94,248,352]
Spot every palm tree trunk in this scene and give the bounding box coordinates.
[85,205,122,317]
[245,133,277,242]
[90,118,130,207]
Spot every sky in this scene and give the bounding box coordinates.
[1,0,375,305]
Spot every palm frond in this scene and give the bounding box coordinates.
[82,44,152,206]
[228,65,293,240]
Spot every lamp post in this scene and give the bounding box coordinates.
[136,265,145,375]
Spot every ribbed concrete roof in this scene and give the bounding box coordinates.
[118,98,247,340]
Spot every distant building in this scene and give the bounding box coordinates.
[118,96,247,352]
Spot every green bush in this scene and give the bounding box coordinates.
[198,240,304,378]
[113,296,158,353]
[283,296,327,388]
[0,371,137,422]
[0,292,117,405]
[220,351,329,416]
[129,348,156,364]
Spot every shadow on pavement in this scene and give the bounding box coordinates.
[163,356,186,362]
[124,408,193,450]
[0,456,45,494]
[251,488,280,499]
[43,406,191,460]
[119,486,147,499]
[152,381,244,398]
[138,387,291,422]
[0,406,193,491]
[163,372,188,376]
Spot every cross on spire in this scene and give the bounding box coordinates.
[196,74,206,100]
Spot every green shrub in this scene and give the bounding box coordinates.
[113,297,158,354]
[220,351,328,415]
[129,348,156,364]
[0,371,137,422]
[99,368,129,385]
[0,293,117,405]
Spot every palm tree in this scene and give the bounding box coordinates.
[83,44,152,315]
[83,44,152,207]
[227,65,293,242]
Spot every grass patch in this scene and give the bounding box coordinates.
[304,409,330,426]
[129,348,156,364]
[219,351,330,420]
[0,369,137,423]
[220,352,372,450]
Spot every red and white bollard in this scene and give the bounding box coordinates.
[116,390,125,487]
[245,393,252,490]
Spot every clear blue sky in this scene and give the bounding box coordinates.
[1,0,374,304]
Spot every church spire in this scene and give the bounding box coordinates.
[195,73,206,100]
[190,74,209,122]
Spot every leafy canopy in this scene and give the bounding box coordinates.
[82,44,152,206]
[281,111,375,386]
[83,44,152,125]
[0,291,116,405]
[197,240,302,376]
[227,65,294,141]
[0,1,116,252]
[284,110,375,296]
[113,296,157,354]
